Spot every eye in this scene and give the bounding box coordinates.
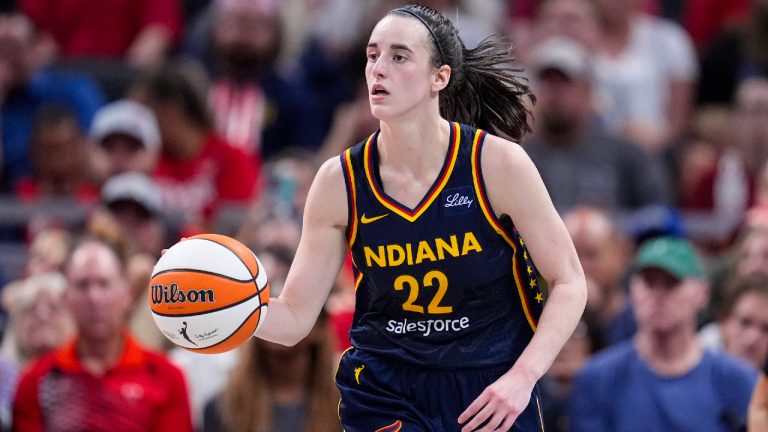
[393,54,406,63]
[367,52,378,62]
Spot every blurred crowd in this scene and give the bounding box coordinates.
[0,0,766,431]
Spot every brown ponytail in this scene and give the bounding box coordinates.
[389,5,535,140]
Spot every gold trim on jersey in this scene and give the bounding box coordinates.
[343,147,362,247]
[470,129,537,332]
[363,122,461,222]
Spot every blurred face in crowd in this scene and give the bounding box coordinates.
[534,68,593,139]
[564,207,629,290]
[735,79,768,168]
[24,228,70,276]
[13,278,74,362]
[721,289,768,369]
[591,0,637,27]
[99,133,155,177]
[537,0,599,48]
[631,268,707,335]
[0,14,35,90]
[107,200,165,257]
[735,229,768,279]
[65,241,131,342]
[212,2,281,78]
[31,119,85,181]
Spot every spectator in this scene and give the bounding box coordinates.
[563,205,636,345]
[0,272,74,366]
[99,172,169,258]
[700,277,768,370]
[12,236,194,432]
[532,0,600,53]
[569,236,758,431]
[131,64,260,234]
[523,37,672,214]
[591,0,698,152]
[540,311,604,432]
[0,13,105,190]
[697,0,768,105]
[89,99,160,182]
[15,105,98,204]
[21,227,71,277]
[683,79,768,244]
[20,0,182,68]
[185,0,325,159]
[202,310,340,432]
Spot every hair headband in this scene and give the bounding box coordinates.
[392,8,446,66]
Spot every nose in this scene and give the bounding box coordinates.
[370,56,387,78]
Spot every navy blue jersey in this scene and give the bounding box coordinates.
[340,122,545,368]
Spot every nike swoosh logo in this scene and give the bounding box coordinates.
[361,213,389,224]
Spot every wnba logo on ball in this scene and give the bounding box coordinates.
[151,283,215,304]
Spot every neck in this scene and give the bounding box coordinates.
[634,326,702,377]
[377,116,449,174]
[78,333,125,376]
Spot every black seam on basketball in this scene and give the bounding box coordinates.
[258,282,270,294]
[186,304,267,350]
[151,292,260,317]
[152,268,255,283]
[194,237,260,278]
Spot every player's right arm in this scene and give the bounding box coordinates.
[254,157,350,346]
[749,373,768,431]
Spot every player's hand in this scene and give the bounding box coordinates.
[458,368,536,431]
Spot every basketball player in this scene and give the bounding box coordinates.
[255,5,587,431]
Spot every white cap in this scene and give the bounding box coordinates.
[101,172,163,216]
[530,37,593,81]
[90,100,161,153]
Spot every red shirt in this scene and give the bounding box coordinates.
[13,335,193,432]
[154,133,261,223]
[14,178,100,205]
[20,0,181,58]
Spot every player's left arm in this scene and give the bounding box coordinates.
[459,135,587,432]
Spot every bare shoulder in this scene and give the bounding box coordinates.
[479,134,537,183]
[304,156,349,229]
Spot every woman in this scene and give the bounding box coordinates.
[256,5,587,431]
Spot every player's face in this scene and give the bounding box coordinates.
[365,15,439,121]
[65,242,131,341]
[630,268,706,334]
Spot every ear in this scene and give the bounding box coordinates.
[431,64,451,92]
[690,279,710,310]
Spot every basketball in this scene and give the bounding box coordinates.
[149,234,270,354]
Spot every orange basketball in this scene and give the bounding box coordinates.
[149,234,270,354]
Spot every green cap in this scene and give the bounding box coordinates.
[632,236,705,280]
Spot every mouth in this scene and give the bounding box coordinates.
[370,84,389,97]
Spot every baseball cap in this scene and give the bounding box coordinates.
[101,172,163,217]
[90,100,161,153]
[529,37,592,81]
[632,236,705,280]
